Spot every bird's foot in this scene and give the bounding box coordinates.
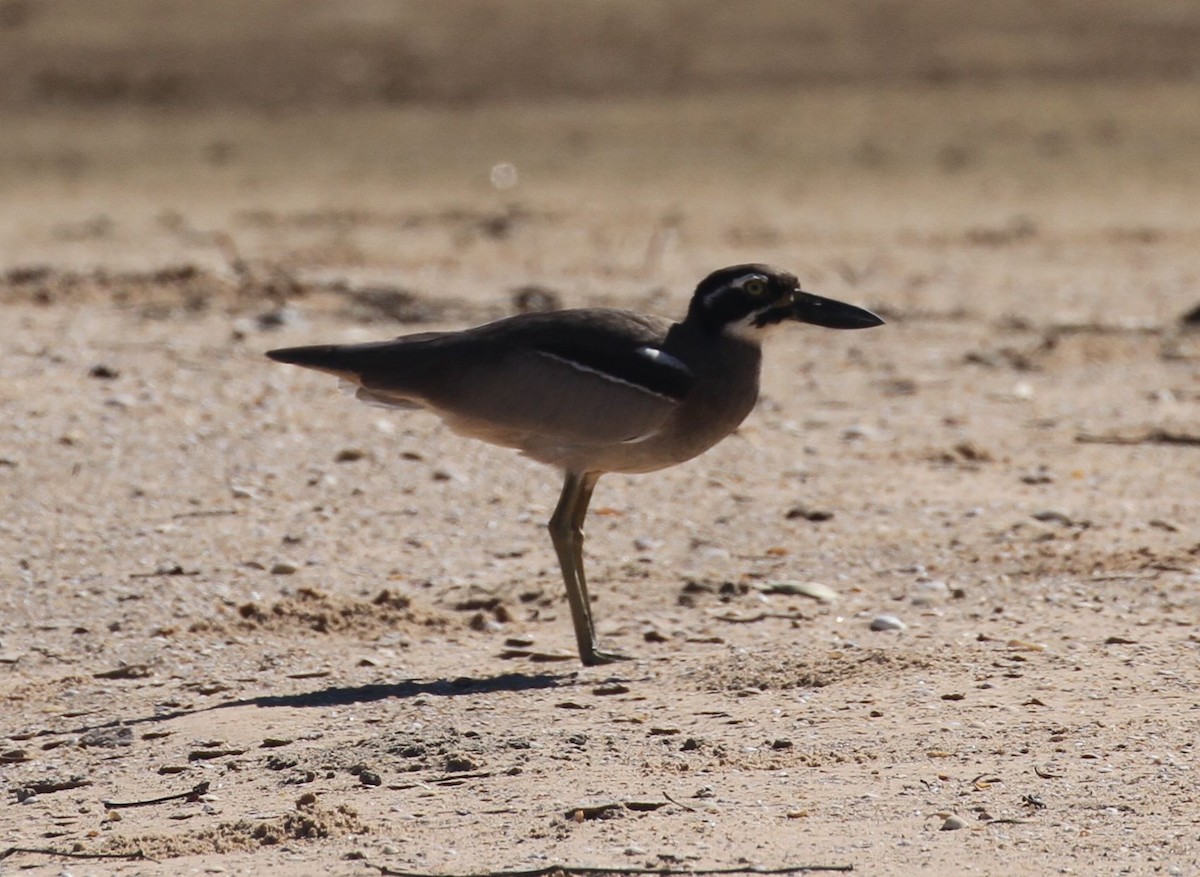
[581,648,631,667]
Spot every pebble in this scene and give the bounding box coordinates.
[359,770,382,787]
[785,504,833,522]
[105,393,137,409]
[870,614,907,632]
[910,580,950,606]
[841,424,879,441]
[758,581,838,603]
[89,363,120,380]
[270,561,299,575]
[1032,509,1075,526]
[256,306,303,330]
[940,814,968,831]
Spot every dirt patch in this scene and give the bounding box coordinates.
[203,586,447,639]
[686,648,932,692]
[104,794,370,859]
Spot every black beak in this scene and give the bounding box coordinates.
[790,291,884,330]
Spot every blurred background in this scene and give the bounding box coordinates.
[1,0,1197,319]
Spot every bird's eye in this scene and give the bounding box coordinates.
[743,279,766,296]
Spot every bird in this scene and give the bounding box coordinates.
[266,264,883,665]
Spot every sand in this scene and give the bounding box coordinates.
[2,4,1200,875]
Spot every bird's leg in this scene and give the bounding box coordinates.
[549,471,624,666]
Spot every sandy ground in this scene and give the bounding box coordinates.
[3,7,1200,876]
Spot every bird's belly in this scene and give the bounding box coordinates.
[437,411,729,475]
[430,375,758,476]
[557,391,758,475]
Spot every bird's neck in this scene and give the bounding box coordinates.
[669,320,762,370]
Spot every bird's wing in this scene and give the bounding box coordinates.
[416,310,692,446]
[271,310,693,447]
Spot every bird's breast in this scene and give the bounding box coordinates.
[568,336,763,474]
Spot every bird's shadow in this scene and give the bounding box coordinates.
[68,671,570,734]
[215,671,567,711]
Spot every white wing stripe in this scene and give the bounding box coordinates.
[534,350,681,402]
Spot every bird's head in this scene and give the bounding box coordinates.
[685,264,883,342]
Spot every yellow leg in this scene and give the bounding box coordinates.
[548,471,624,666]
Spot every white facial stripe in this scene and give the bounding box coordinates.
[722,311,783,343]
[701,273,767,306]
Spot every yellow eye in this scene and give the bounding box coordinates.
[743,279,766,296]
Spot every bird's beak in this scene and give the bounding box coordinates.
[788,291,884,329]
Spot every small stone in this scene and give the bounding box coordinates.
[256,307,302,330]
[785,504,833,522]
[105,393,137,409]
[359,770,382,787]
[910,580,950,606]
[270,561,298,575]
[79,726,135,747]
[841,424,878,441]
[335,448,367,463]
[940,814,968,831]
[511,285,562,313]
[1020,467,1054,485]
[870,614,907,632]
[445,754,481,772]
[952,440,992,462]
[592,683,630,696]
[757,581,838,603]
[1032,509,1074,526]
